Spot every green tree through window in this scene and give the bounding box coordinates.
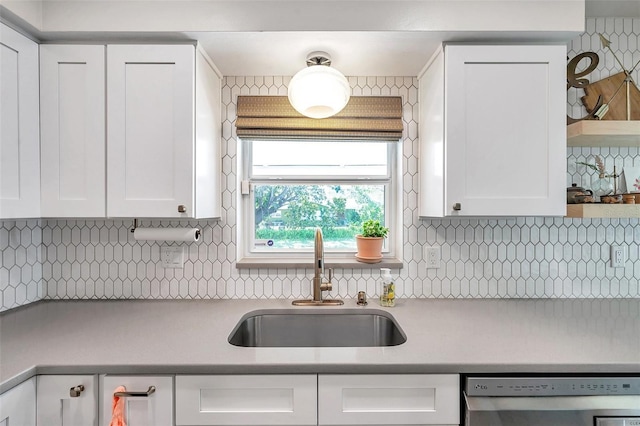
[254,184,384,249]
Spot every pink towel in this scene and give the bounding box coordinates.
[110,386,126,426]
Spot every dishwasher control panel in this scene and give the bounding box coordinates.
[466,377,640,396]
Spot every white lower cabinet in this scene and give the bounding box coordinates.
[175,374,459,426]
[37,375,98,426]
[0,377,36,426]
[176,375,317,426]
[2,373,459,426]
[100,375,173,426]
[318,374,460,426]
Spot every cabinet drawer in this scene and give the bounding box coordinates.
[318,374,459,425]
[176,374,317,425]
[100,375,173,426]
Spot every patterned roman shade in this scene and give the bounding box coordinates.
[235,96,403,141]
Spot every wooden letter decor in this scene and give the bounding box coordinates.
[567,51,602,124]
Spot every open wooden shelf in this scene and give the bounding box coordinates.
[567,120,640,147]
[566,121,640,217]
[566,203,640,218]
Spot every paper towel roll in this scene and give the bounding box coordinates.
[133,227,201,242]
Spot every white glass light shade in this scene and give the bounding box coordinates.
[288,65,351,119]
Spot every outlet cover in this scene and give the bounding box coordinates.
[161,246,184,269]
[424,246,441,269]
[610,245,626,268]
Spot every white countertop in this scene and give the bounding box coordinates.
[2,298,639,392]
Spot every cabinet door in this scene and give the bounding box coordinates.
[0,377,36,426]
[175,375,317,425]
[194,47,222,219]
[40,45,106,217]
[107,44,195,218]
[100,376,172,426]
[318,374,459,425]
[0,24,40,219]
[37,375,98,426]
[444,45,565,217]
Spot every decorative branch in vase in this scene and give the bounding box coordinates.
[576,155,620,201]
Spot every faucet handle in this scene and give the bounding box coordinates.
[320,268,333,292]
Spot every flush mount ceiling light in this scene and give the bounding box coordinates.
[288,51,351,119]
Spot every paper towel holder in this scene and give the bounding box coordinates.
[130,220,202,242]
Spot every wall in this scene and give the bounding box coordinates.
[0,220,43,310]
[1,17,639,313]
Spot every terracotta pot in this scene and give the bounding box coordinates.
[355,235,384,260]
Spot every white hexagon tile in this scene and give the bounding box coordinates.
[0,220,43,311]
[1,18,639,312]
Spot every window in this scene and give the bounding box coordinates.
[239,138,402,263]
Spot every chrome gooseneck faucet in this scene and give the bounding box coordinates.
[292,228,343,306]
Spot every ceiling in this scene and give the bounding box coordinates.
[171,1,640,76]
[187,31,446,76]
[5,0,638,77]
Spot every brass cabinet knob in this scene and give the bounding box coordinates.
[70,385,85,397]
[178,205,187,213]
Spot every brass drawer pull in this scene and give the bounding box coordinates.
[114,386,156,397]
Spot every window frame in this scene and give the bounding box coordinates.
[237,137,403,268]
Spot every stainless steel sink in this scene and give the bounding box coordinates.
[228,308,406,347]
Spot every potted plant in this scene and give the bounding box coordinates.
[355,219,388,263]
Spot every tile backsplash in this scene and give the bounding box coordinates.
[1,17,639,312]
[1,220,43,310]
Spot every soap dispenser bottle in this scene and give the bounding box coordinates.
[379,268,395,307]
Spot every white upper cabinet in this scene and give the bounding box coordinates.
[0,24,40,219]
[107,44,221,219]
[40,45,106,218]
[40,43,220,219]
[419,44,566,217]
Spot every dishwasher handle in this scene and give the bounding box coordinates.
[465,394,640,412]
[596,418,640,426]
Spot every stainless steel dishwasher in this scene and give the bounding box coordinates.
[464,377,640,426]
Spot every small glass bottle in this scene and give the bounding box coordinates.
[379,268,395,307]
[592,174,614,198]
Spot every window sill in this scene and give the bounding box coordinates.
[236,256,404,270]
